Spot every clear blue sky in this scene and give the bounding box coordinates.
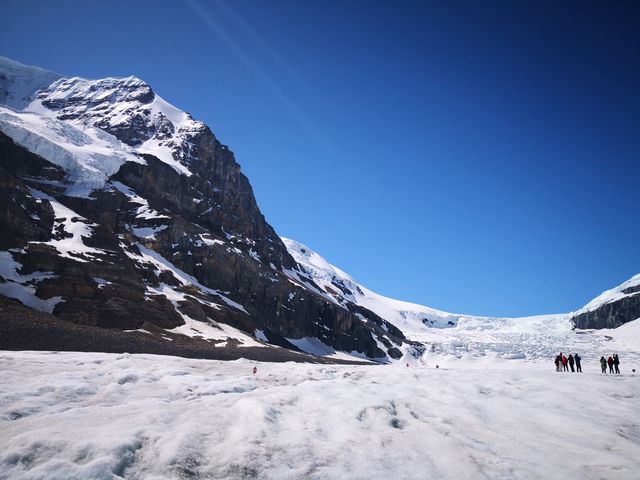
[2,1,639,317]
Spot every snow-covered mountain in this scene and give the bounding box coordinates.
[0,56,410,362]
[0,56,637,365]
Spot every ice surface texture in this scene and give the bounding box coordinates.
[1,351,639,480]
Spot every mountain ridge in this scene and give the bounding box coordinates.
[0,56,637,364]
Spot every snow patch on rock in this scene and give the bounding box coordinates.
[0,251,62,313]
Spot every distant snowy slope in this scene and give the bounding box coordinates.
[283,237,575,333]
[0,56,61,109]
[283,237,482,331]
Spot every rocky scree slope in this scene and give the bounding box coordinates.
[0,57,409,362]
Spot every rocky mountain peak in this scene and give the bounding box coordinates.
[35,75,204,150]
[0,57,411,362]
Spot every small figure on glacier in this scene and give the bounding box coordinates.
[600,356,607,374]
[607,356,614,374]
[253,365,257,375]
[568,354,575,372]
[554,354,561,372]
[562,354,569,372]
[574,353,582,373]
[613,354,620,374]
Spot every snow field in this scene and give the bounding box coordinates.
[1,351,638,480]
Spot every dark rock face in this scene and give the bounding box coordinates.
[572,293,640,329]
[0,134,57,249]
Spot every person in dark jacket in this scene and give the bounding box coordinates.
[607,356,614,374]
[600,356,607,374]
[562,354,569,372]
[574,353,582,373]
[554,354,561,372]
[613,354,620,374]
[568,354,575,372]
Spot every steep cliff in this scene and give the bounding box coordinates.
[0,57,410,362]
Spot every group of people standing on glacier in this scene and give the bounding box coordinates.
[600,354,621,374]
[554,352,582,372]
[554,352,622,374]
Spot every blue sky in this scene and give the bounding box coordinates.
[2,1,638,316]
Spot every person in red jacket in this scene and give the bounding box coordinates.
[562,354,569,372]
[607,356,614,374]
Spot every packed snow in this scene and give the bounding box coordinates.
[1,350,638,480]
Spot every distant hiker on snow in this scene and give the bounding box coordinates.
[568,354,575,372]
[554,354,561,372]
[600,356,607,374]
[607,356,614,374]
[613,354,620,374]
[562,354,569,372]
[574,353,582,373]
